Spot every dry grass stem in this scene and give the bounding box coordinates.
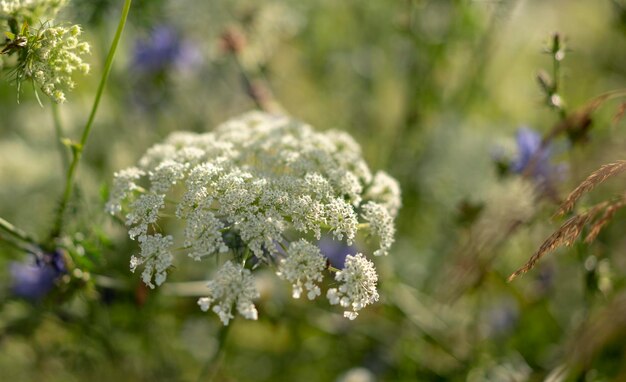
[557,161,626,216]
[584,196,626,243]
[508,203,608,282]
[614,102,626,125]
[542,91,616,143]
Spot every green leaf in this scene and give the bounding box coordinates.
[8,18,18,34]
[4,31,16,40]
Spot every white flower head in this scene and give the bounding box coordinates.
[361,202,395,256]
[125,193,165,240]
[184,208,228,261]
[0,0,67,22]
[134,234,174,289]
[105,167,144,214]
[197,261,260,326]
[365,171,402,218]
[108,111,399,324]
[277,239,327,300]
[325,197,358,244]
[149,159,187,194]
[327,254,379,320]
[8,22,91,103]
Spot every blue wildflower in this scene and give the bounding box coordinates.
[9,250,66,300]
[511,127,551,176]
[510,127,566,190]
[482,300,519,338]
[132,26,200,74]
[318,237,357,269]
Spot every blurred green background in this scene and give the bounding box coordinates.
[1,0,626,380]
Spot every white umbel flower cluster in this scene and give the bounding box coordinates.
[327,254,380,320]
[1,0,90,103]
[361,202,395,257]
[106,167,145,215]
[131,233,174,288]
[365,171,402,218]
[21,24,91,103]
[108,111,400,325]
[0,0,66,21]
[277,239,327,300]
[197,261,260,326]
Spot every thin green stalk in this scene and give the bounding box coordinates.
[552,54,567,120]
[548,33,567,119]
[0,217,39,246]
[232,53,267,112]
[229,47,282,113]
[48,0,132,243]
[0,232,38,255]
[552,49,560,94]
[197,324,231,382]
[51,102,69,173]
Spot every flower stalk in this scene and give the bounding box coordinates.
[0,216,39,246]
[197,324,231,382]
[49,0,132,244]
[51,102,69,173]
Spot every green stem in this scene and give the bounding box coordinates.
[549,34,567,119]
[229,48,282,113]
[48,0,132,244]
[232,52,267,111]
[0,217,39,246]
[0,232,38,255]
[552,51,560,95]
[92,274,131,290]
[197,324,231,382]
[328,265,341,273]
[51,102,69,173]
[552,53,567,119]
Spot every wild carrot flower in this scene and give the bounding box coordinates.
[327,254,380,320]
[107,111,400,324]
[0,0,67,24]
[197,261,259,326]
[4,22,90,103]
[277,239,327,300]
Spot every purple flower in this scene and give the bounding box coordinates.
[9,250,66,300]
[511,127,551,177]
[133,26,201,74]
[482,300,519,338]
[318,237,357,269]
[509,127,567,190]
